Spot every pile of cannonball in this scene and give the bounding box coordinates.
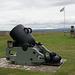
[45,51,61,63]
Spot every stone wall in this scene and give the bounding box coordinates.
[0,31,10,36]
[32,31,64,34]
[0,31,64,36]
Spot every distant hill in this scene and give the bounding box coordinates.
[33,28,71,31]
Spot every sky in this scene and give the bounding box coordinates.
[0,0,75,31]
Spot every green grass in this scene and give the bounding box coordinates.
[0,33,75,75]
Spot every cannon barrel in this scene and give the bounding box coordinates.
[10,24,35,46]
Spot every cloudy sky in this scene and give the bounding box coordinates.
[0,0,75,31]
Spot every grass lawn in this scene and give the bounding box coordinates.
[0,33,75,75]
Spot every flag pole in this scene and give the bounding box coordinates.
[64,6,66,36]
[60,6,66,36]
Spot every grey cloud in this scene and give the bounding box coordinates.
[0,0,75,11]
[14,0,75,9]
[0,0,75,31]
[19,0,59,8]
[54,0,75,6]
[0,0,59,11]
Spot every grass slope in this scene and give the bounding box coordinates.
[0,33,75,75]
